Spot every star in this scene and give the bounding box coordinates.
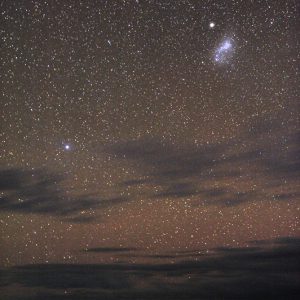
[209,22,215,28]
[64,144,70,150]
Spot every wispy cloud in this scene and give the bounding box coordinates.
[0,120,298,222]
[106,121,299,206]
[0,168,128,222]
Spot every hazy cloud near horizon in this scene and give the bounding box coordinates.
[0,237,299,300]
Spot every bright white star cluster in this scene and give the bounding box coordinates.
[214,39,233,63]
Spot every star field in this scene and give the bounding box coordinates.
[0,0,299,292]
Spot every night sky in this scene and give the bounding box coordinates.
[0,1,299,299]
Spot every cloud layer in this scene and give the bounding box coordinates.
[1,237,299,299]
[107,122,299,206]
[0,120,298,222]
[0,168,128,222]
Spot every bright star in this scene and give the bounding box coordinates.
[64,144,70,150]
[209,22,215,28]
